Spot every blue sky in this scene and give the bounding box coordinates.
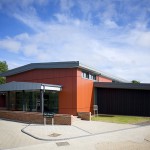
[0,0,150,82]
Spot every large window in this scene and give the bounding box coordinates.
[25,91,40,112]
[16,92,23,111]
[7,90,59,113]
[8,92,23,110]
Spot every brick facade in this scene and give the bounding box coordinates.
[0,110,72,125]
[0,110,44,123]
[78,112,91,121]
[53,114,73,125]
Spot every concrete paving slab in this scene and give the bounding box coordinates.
[145,135,150,142]
[22,120,147,141]
[0,119,150,150]
[23,124,90,140]
[95,141,150,150]
[0,119,46,149]
[72,120,138,134]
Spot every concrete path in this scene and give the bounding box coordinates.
[0,119,46,149]
[22,120,148,141]
[0,119,150,150]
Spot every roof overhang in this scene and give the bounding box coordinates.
[0,61,129,83]
[0,81,62,92]
[94,82,150,90]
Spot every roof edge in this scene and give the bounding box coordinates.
[94,82,150,90]
[0,61,128,83]
[79,62,129,83]
[0,61,79,77]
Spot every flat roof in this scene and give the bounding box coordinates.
[0,61,128,83]
[0,81,62,92]
[94,82,150,90]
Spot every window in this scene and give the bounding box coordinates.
[82,71,89,79]
[86,72,89,78]
[82,72,86,78]
[44,91,59,113]
[93,75,96,80]
[82,71,97,81]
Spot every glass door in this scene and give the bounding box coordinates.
[44,91,58,113]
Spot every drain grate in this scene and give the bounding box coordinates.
[56,141,70,146]
[48,133,61,137]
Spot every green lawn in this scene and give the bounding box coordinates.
[91,115,150,124]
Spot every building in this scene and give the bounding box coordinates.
[0,61,150,119]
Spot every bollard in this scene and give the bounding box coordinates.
[44,117,46,125]
[52,118,54,125]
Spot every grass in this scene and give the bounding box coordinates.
[91,115,150,124]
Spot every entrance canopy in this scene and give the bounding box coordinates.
[0,81,62,92]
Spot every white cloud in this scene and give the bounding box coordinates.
[0,39,21,52]
[136,31,150,48]
[13,13,45,32]
[1,15,150,82]
[1,21,150,82]
[104,19,119,28]
[1,0,150,83]
[23,44,38,56]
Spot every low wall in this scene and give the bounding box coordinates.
[54,114,73,125]
[0,110,72,125]
[78,112,91,121]
[0,110,43,123]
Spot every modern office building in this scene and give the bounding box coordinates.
[0,61,150,117]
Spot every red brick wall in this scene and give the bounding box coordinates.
[45,114,72,125]
[0,111,44,123]
[78,112,91,121]
[53,114,72,125]
[0,111,72,125]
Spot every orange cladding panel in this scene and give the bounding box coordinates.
[98,76,112,82]
[76,69,112,113]
[6,68,77,115]
[76,69,94,113]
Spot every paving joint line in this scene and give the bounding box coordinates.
[72,125,93,134]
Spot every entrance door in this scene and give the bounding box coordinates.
[44,91,58,113]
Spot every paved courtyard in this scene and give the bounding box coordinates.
[0,119,150,150]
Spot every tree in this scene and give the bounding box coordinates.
[131,80,140,84]
[0,61,8,84]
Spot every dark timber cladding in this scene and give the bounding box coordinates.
[94,82,150,116]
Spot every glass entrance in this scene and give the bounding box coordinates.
[25,92,40,112]
[44,91,59,113]
[7,90,59,113]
